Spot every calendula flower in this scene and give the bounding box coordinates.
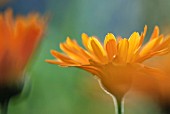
[0,9,45,85]
[46,26,170,100]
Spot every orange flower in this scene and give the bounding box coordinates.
[46,26,170,98]
[0,9,45,85]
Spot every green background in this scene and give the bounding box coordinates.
[1,0,170,114]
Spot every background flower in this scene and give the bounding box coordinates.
[0,9,45,85]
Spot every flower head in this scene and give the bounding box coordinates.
[46,26,170,98]
[0,9,45,85]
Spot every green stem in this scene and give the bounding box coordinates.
[113,96,124,114]
[0,99,9,114]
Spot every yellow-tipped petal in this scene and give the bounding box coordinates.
[66,37,81,50]
[65,36,92,60]
[138,25,147,47]
[104,33,117,61]
[127,32,140,62]
[46,59,81,66]
[50,50,79,64]
[137,48,169,63]
[153,36,170,52]
[150,26,159,40]
[143,25,147,37]
[90,37,106,62]
[82,33,89,49]
[151,48,170,56]
[66,37,74,46]
[45,59,65,65]
[60,43,88,63]
[140,36,163,57]
[65,37,79,51]
[116,38,129,63]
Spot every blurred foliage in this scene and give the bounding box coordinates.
[1,0,170,114]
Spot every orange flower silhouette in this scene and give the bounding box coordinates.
[46,26,170,98]
[0,9,45,85]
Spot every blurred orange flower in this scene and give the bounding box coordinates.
[0,9,45,85]
[46,26,170,98]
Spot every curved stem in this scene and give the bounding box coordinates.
[0,99,9,114]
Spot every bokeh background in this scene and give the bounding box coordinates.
[1,0,170,114]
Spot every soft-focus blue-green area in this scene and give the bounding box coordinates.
[1,0,170,114]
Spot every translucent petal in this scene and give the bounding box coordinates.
[90,37,106,62]
[117,38,129,63]
[127,32,140,62]
[150,26,159,40]
[104,33,117,61]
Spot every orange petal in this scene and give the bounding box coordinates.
[90,37,107,63]
[60,43,87,63]
[127,32,140,62]
[116,38,129,63]
[65,37,92,59]
[78,65,102,77]
[82,33,89,49]
[104,33,117,61]
[139,36,163,57]
[154,36,170,52]
[50,50,79,64]
[46,59,78,66]
[138,25,147,47]
[150,26,159,40]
